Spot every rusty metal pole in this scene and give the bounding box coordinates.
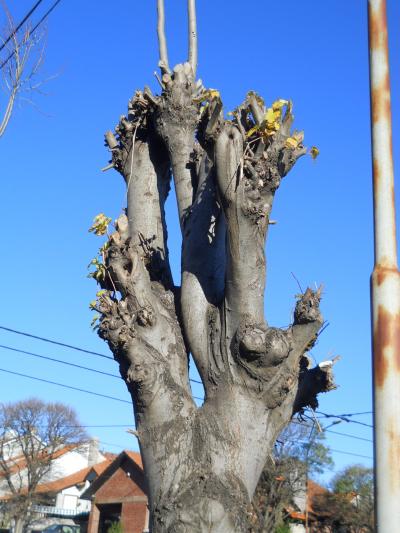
[368,1,400,531]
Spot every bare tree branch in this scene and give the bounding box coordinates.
[181,150,226,383]
[187,0,197,77]
[157,0,170,74]
[0,1,47,138]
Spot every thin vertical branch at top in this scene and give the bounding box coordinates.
[157,0,170,74]
[188,0,197,77]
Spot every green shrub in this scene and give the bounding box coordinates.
[275,524,291,533]
[107,522,123,533]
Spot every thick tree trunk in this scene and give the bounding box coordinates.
[92,58,336,532]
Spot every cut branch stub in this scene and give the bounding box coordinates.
[294,356,338,413]
[294,287,323,325]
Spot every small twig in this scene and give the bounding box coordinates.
[310,409,322,432]
[154,70,164,89]
[291,272,304,294]
[101,163,115,172]
[126,428,139,438]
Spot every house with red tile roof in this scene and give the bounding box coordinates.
[81,451,149,533]
[0,440,115,529]
[285,479,330,532]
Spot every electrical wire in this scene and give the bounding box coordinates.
[0,344,120,379]
[0,326,372,426]
[0,325,203,386]
[0,0,44,53]
[292,419,373,443]
[0,367,132,405]
[0,0,63,71]
[323,428,372,443]
[316,411,373,428]
[68,428,374,460]
[283,438,373,460]
[0,361,373,457]
[0,345,204,402]
[329,448,372,460]
[0,326,113,360]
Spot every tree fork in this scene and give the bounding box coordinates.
[90,2,336,531]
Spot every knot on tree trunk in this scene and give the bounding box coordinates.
[237,321,292,368]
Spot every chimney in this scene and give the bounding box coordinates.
[88,437,100,466]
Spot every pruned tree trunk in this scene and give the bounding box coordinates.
[90,3,336,531]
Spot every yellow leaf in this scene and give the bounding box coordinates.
[208,89,220,99]
[246,124,260,138]
[285,131,304,150]
[193,88,220,104]
[246,99,288,138]
[285,137,299,149]
[89,213,112,236]
[310,146,320,160]
[272,99,288,112]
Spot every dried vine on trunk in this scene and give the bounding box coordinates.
[89,2,336,531]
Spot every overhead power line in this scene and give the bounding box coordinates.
[316,411,373,429]
[0,0,63,71]
[292,419,372,444]
[0,325,203,386]
[0,344,120,379]
[0,367,132,405]
[0,325,371,420]
[100,437,372,460]
[26,421,373,446]
[0,345,204,402]
[0,325,113,360]
[329,448,372,460]
[324,428,372,443]
[336,411,373,417]
[0,363,372,457]
[0,0,44,53]
[276,438,373,461]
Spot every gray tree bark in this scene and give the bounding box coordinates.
[91,4,336,531]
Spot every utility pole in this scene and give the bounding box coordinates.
[368,1,400,531]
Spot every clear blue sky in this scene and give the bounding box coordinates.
[1,0,399,483]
